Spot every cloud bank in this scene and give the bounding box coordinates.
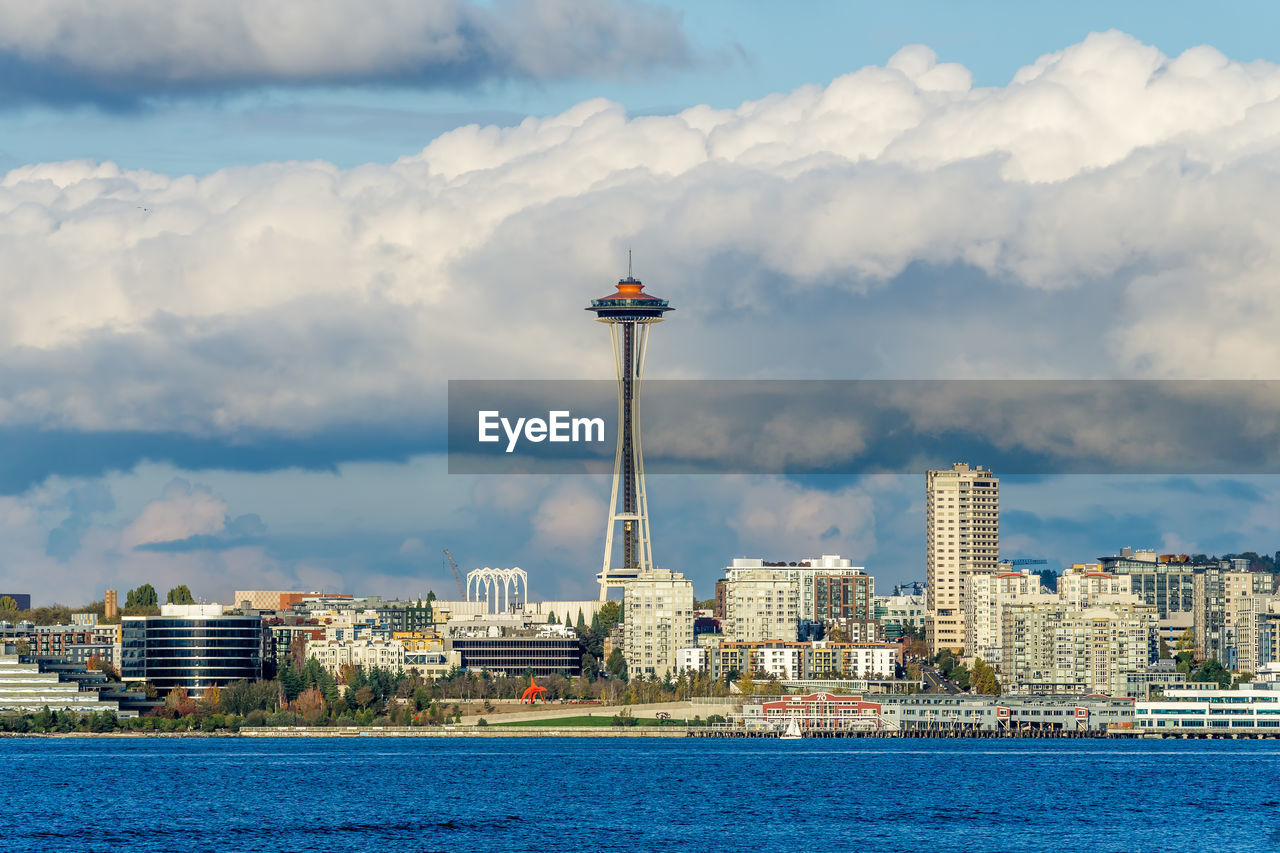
[4,32,1280,478]
[0,460,895,605]
[0,0,692,106]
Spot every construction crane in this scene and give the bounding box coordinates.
[443,549,465,598]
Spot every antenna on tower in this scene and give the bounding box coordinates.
[627,248,633,279]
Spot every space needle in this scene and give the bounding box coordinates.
[587,255,673,601]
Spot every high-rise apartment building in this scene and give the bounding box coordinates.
[873,593,926,641]
[1224,571,1276,673]
[712,640,897,681]
[1002,599,1157,696]
[722,568,800,643]
[968,566,1139,673]
[719,556,870,642]
[926,463,999,655]
[964,569,1040,668]
[623,569,694,678]
[813,573,874,622]
[1258,604,1280,671]
[1057,564,1133,609]
[1097,549,1198,619]
[1193,562,1227,662]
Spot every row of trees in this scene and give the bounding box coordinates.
[1,660,759,733]
[123,583,195,612]
[933,649,1002,695]
[0,601,98,626]
[0,584,196,627]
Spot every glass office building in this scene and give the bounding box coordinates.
[121,605,267,697]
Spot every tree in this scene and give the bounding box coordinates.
[15,604,73,625]
[1174,627,1197,671]
[1190,659,1231,689]
[199,685,223,716]
[935,649,956,672]
[1033,569,1058,592]
[547,611,558,625]
[219,679,278,715]
[605,648,627,681]
[87,656,121,681]
[125,584,158,610]
[297,656,319,687]
[576,609,587,632]
[290,635,308,672]
[279,659,304,702]
[294,687,327,724]
[89,710,118,733]
[971,658,1001,696]
[165,686,197,717]
[0,595,17,612]
[597,600,622,627]
[738,671,755,697]
[166,585,195,605]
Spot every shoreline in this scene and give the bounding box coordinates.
[5,726,1277,740]
[0,727,690,739]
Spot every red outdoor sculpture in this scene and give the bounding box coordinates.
[520,675,548,704]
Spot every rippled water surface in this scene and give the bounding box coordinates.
[4,737,1279,851]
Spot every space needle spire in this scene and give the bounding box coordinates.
[586,256,673,600]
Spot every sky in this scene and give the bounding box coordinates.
[5,0,1280,606]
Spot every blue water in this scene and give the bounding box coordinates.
[3,737,1278,851]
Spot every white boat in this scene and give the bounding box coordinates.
[780,718,802,739]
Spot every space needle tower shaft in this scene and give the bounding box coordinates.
[586,255,673,600]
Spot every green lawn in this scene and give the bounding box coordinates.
[493,715,677,728]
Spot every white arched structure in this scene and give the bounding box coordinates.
[466,567,528,614]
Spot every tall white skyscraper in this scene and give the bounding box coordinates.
[926,462,999,655]
[623,569,694,678]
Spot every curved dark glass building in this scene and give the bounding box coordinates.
[121,604,267,697]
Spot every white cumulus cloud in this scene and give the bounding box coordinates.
[119,479,230,549]
[2,31,1280,453]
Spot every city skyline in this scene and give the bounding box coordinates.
[7,7,1280,849]
[7,8,1280,605]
